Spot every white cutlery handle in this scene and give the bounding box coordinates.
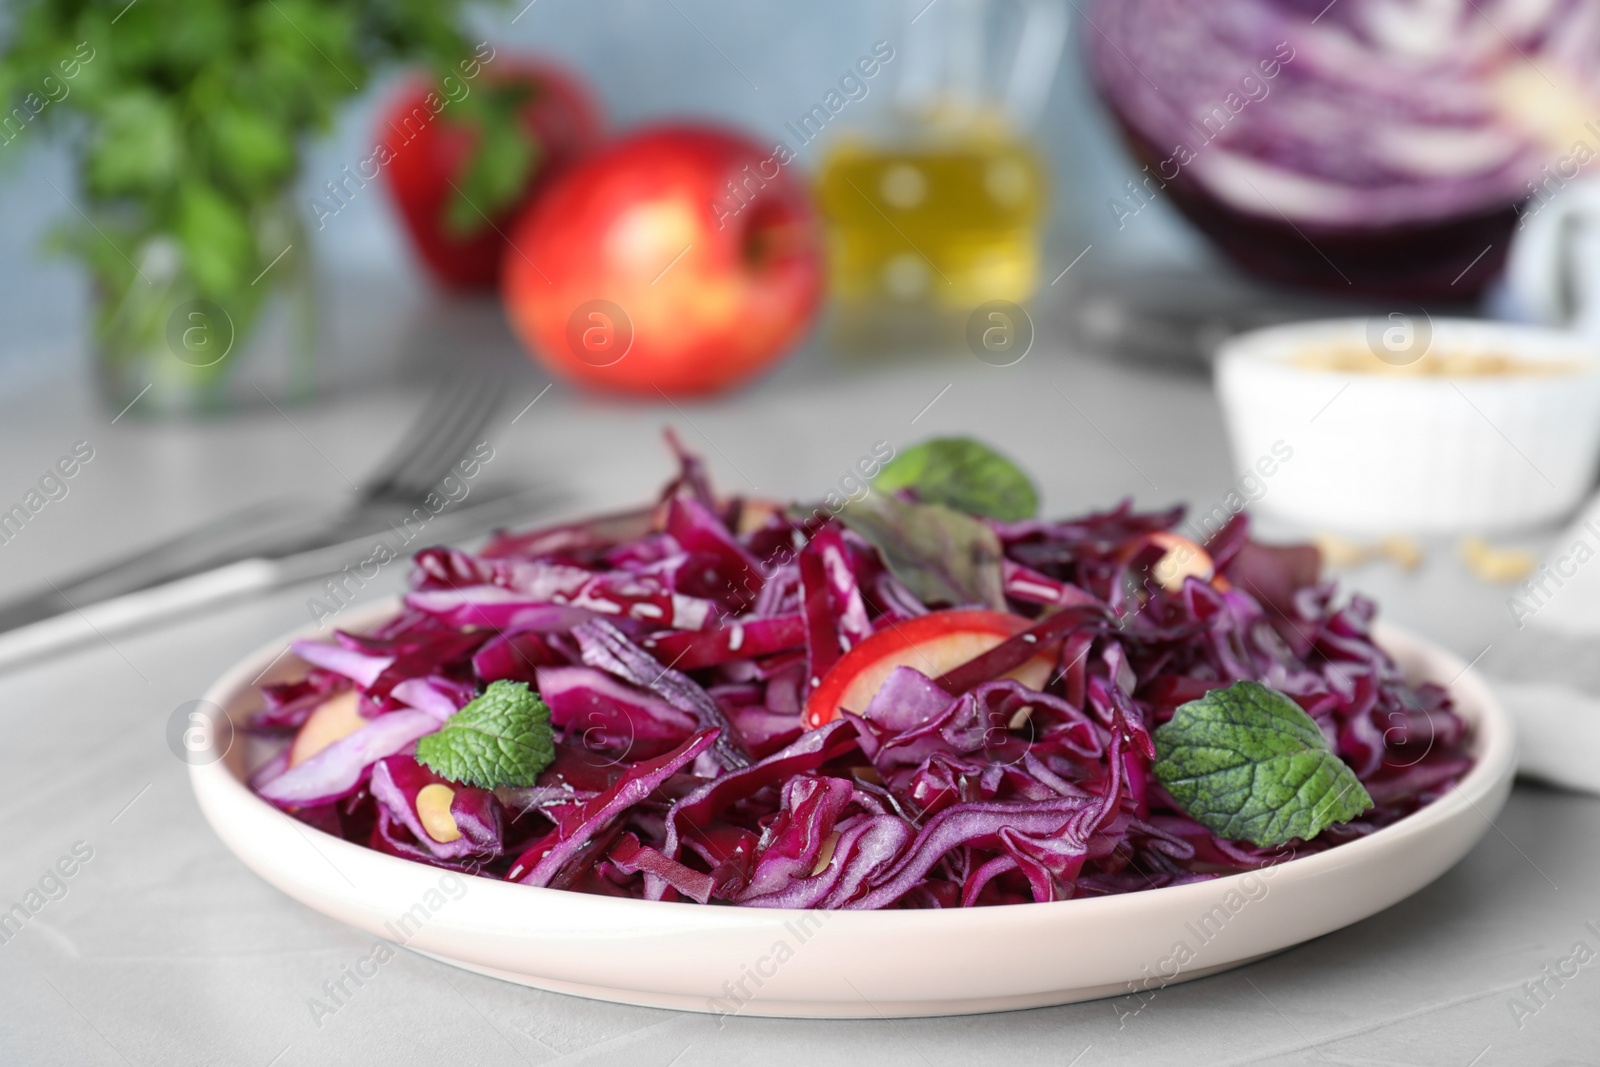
[0,559,281,672]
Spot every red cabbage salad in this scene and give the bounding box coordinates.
[248,436,1473,909]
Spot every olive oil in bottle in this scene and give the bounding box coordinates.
[818,113,1047,313]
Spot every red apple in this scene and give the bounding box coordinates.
[380,57,602,291]
[803,609,1055,730]
[501,124,823,396]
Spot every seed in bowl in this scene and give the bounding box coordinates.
[1295,346,1583,377]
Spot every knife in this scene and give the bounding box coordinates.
[0,484,564,672]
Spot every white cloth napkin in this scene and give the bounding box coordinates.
[1481,493,1600,794]
[1477,183,1600,792]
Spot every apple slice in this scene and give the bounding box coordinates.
[288,690,367,768]
[1148,532,1216,592]
[1121,532,1230,593]
[803,609,1054,730]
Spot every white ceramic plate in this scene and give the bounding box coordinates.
[191,601,1515,1018]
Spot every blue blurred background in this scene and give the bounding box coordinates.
[0,0,1204,395]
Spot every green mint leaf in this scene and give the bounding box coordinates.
[1152,680,1373,848]
[415,680,555,789]
[874,437,1038,521]
[839,492,1006,610]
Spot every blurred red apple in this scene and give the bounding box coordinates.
[501,124,823,396]
[381,57,601,291]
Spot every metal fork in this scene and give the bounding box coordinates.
[347,374,506,510]
[0,374,514,636]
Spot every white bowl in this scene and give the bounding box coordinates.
[191,601,1514,1018]
[1215,317,1600,533]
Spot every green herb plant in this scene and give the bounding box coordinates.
[0,0,507,407]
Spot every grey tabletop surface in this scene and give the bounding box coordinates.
[0,292,1596,1067]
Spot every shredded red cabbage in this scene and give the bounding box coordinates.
[249,444,1474,908]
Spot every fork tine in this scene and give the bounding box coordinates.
[400,376,503,490]
[356,377,486,505]
[374,375,505,503]
[386,380,486,491]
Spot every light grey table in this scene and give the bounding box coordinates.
[0,293,1595,1067]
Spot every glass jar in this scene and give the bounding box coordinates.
[93,196,317,418]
